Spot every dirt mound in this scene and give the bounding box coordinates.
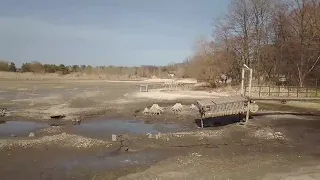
[145,104,164,115]
[0,133,110,149]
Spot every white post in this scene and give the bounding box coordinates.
[245,68,253,122]
[201,118,204,128]
[248,68,253,97]
[241,68,245,96]
[112,134,117,142]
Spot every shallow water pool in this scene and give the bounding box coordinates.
[70,119,186,139]
[0,120,49,137]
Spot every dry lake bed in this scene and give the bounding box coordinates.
[0,79,320,180]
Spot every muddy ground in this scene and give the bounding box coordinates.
[0,80,320,180]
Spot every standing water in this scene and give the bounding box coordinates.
[0,121,49,137]
[70,119,186,139]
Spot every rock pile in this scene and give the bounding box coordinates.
[171,103,183,112]
[144,104,164,115]
[274,132,285,139]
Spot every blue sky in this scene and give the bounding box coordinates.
[0,0,229,67]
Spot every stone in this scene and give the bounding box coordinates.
[146,133,153,138]
[29,132,35,137]
[166,137,170,141]
[238,122,245,126]
[62,132,67,136]
[72,118,81,122]
[274,132,284,139]
[155,132,161,139]
[112,134,117,142]
[274,132,283,136]
[72,118,81,125]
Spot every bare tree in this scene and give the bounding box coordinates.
[283,0,320,86]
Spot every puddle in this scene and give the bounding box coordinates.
[0,121,50,137]
[70,119,186,139]
[62,151,159,171]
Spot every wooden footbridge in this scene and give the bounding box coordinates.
[195,64,320,128]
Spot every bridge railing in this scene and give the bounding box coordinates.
[245,86,320,98]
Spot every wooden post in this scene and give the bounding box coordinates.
[306,87,308,97]
[287,87,290,97]
[278,86,281,97]
[259,86,261,97]
[269,86,271,97]
[297,86,299,97]
[245,68,253,122]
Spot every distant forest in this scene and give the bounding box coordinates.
[1,0,319,87]
[0,60,187,79]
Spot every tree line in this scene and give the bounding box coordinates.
[0,61,17,72]
[0,60,182,78]
[179,0,319,87]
